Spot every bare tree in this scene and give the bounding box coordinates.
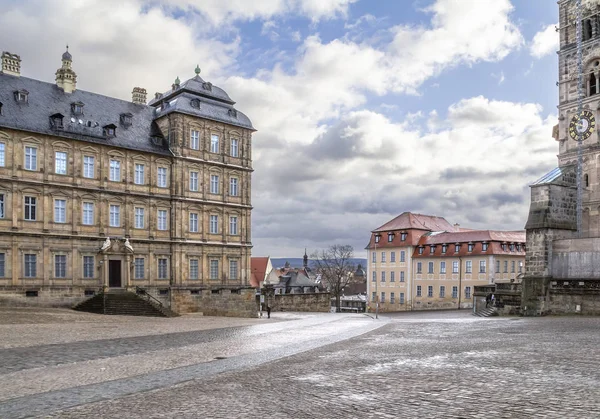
[311,245,357,312]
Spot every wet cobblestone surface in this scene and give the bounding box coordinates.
[1,309,600,418]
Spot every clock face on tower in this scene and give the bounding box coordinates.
[569,110,596,141]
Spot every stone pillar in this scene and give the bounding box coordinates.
[595,72,600,94]
[126,254,131,288]
[103,254,109,288]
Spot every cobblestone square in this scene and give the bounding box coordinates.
[1,309,599,418]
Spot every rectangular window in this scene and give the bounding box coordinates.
[210,259,219,279]
[0,194,5,219]
[416,285,422,297]
[210,175,219,194]
[465,260,472,274]
[0,253,4,277]
[427,286,433,297]
[190,130,200,150]
[157,167,167,188]
[380,292,385,303]
[465,286,472,299]
[453,261,459,273]
[455,244,461,253]
[504,261,508,273]
[480,260,486,273]
[230,177,238,196]
[440,286,445,298]
[134,258,144,279]
[109,204,120,227]
[157,209,168,231]
[372,252,376,263]
[519,261,523,273]
[210,134,219,153]
[390,252,395,262]
[0,143,5,167]
[381,271,385,282]
[400,233,407,241]
[417,262,422,274]
[452,286,458,298]
[400,271,405,282]
[496,260,501,273]
[54,199,66,223]
[190,171,199,191]
[24,254,36,277]
[109,160,120,181]
[134,164,145,185]
[229,216,238,235]
[55,255,67,278]
[24,146,37,171]
[158,258,168,279]
[210,215,218,234]
[83,156,95,179]
[400,251,405,262]
[189,213,199,233]
[229,259,238,280]
[372,292,376,302]
[428,261,434,274]
[468,243,474,252]
[134,207,144,229]
[511,261,515,273]
[55,151,67,175]
[482,243,489,252]
[400,292,405,304]
[231,138,239,157]
[372,271,376,282]
[381,252,386,263]
[390,271,395,282]
[24,196,36,221]
[82,202,94,225]
[83,256,94,278]
[189,259,199,280]
[388,234,394,242]
[390,292,395,304]
[440,261,446,274]
[442,245,447,253]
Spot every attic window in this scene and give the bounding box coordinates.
[50,113,64,129]
[228,109,237,118]
[482,242,489,252]
[418,247,424,255]
[120,113,133,127]
[14,89,28,103]
[467,243,474,252]
[387,232,394,242]
[103,124,117,137]
[374,235,381,243]
[400,232,407,241]
[441,244,447,253]
[151,136,163,146]
[202,82,212,91]
[429,245,435,254]
[190,99,200,108]
[71,102,84,115]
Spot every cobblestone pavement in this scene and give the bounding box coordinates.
[2,310,600,418]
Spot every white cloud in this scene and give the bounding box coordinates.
[530,24,558,58]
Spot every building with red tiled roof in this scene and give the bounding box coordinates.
[366,212,525,312]
[250,257,272,288]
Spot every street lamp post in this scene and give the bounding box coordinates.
[375,240,379,319]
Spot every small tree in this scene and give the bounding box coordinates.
[311,244,357,312]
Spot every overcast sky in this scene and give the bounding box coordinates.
[0,0,559,258]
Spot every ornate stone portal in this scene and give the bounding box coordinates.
[99,238,135,289]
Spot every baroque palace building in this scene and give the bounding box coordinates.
[366,212,525,312]
[0,49,254,304]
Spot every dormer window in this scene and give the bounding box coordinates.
[202,82,212,91]
[14,89,28,103]
[502,243,507,252]
[151,136,163,146]
[441,244,447,253]
[467,243,474,252]
[228,108,237,118]
[429,245,435,254]
[71,102,84,115]
[516,244,521,252]
[190,99,200,109]
[455,244,461,253]
[509,244,515,252]
[103,124,117,137]
[387,233,394,242]
[482,242,489,252]
[400,232,407,241]
[374,235,381,243]
[418,247,424,254]
[50,113,64,129]
[120,113,133,127]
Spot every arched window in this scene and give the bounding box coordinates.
[590,73,597,96]
[583,19,593,41]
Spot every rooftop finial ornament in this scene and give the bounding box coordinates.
[195,64,201,75]
[175,76,180,85]
[62,44,72,61]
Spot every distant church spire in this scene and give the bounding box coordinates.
[303,248,308,268]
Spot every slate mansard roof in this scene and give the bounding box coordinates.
[0,72,170,155]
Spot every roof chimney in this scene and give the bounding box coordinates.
[132,87,147,105]
[1,51,21,77]
[454,223,460,231]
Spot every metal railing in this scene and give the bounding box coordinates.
[135,286,164,308]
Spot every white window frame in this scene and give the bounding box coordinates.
[157,167,167,188]
[416,285,422,297]
[465,286,472,299]
[190,130,200,150]
[452,286,458,298]
[400,292,405,304]
[400,251,405,262]
[400,271,405,282]
[480,260,486,273]
[210,215,218,234]
[210,259,219,279]
[427,285,433,298]
[109,159,121,182]
[465,260,472,274]
[0,194,4,219]
[55,151,67,175]
[230,138,239,157]
[134,258,145,279]
[82,202,94,225]
[134,207,144,229]
[440,261,446,274]
[190,171,199,192]
[24,146,37,171]
[453,261,459,273]
[390,252,395,263]
[157,209,168,231]
[210,134,219,153]
[229,177,238,196]
[440,286,445,298]
[189,259,199,280]
[83,156,95,179]
[24,254,36,277]
[0,143,5,167]
[158,258,168,279]
[24,196,36,221]
[229,259,238,280]
[390,271,395,282]
[134,163,145,185]
[109,204,120,227]
[229,216,238,235]
[210,175,219,194]
[54,199,66,223]
[189,212,199,233]
[54,254,67,278]
[83,256,94,279]
[0,253,5,277]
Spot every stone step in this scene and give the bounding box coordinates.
[73,291,178,317]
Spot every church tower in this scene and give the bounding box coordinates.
[55,47,77,93]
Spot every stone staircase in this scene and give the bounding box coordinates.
[73,289,178,317]
[473,306,499,317]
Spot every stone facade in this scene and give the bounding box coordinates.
[0,49,255,314]
[270,293,331,313]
